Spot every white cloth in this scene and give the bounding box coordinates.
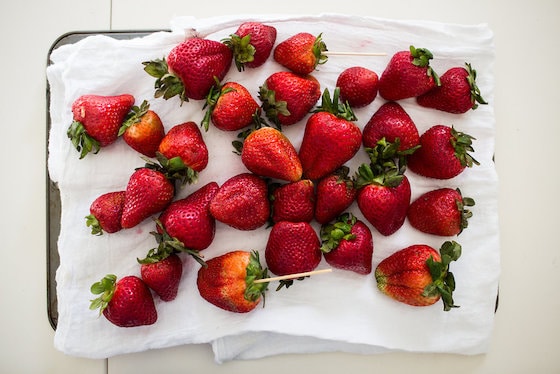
[47,13,499,362]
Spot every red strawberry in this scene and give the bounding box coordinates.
[320,213,373,275]
[68,94,135,158]
[90,274,157,327]
[299,88,362,180]
[143,37,232,102]
[362,102,420,152]
[85,190,126,235]
[407,125,479,179]
[270,179,315,223]
[118,100,165,158]
[210,173,270,231]
[197,250,268,313]
[138,251,183,302]
[158,121,209,173]
[375,241,462,311]
[158,182,219,251]
[239,126,303,182]
[265,221,322,288]
[408,188,475,236]
[417,62,487,114]
[273,32,328,75]
[259,71,321,127]
[223,22,277,71]
[378,46,440,101]
[336,66,379,108]
[314,166,357,224]
[201,81,260,131]
[355,141,412,236]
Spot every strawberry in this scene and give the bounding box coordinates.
[158,121,209,173]
[355,140,414,236]
[298,88,362,180]
[273,32,328,75]
[375,241,462,311]
[265,221,322,288]
[90,274,157,327]
[336,66,379,108]
[270,179,315,223]
[378,46,440,101]
[143,37,232,103]
[362,102,420,152]
[85,190,126,235]
[259,71,321,127]
[158,182,219,251]
[223,22,277,71]
[138,250,183,302]
[197,250,268,313]
[408,188,475,236]
[201,81,260,131]
[407,125,479,179]
[314,166,357,224]
[239,126,303,182]
[67,94,135,158]
[320,213,373,275]
[417,62,487,114]
[118,100,165,158]
[209,173,270,231]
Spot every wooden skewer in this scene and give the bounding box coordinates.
[324,51,387,56]
[254,268,333,284]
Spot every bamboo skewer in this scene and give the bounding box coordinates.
[324,51,387,57]
[254,268,333,284]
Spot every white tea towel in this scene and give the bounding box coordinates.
[47,13,499,362]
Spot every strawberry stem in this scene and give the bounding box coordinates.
[67,120,101,159]
[320,213,357,253]
[465,62,488,109]
[118,100,150,136]
[244,251,269,304]
[222,33,256,72]
[409,45,440,86]
[450,126,480,168]
[455,188,475,235]
[313,87,357,121]
[423,241,462,311]
[89,274,117,315]
[142,57,188,105]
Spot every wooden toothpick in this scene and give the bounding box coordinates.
[254,268,333,284]
[324,51,387,57]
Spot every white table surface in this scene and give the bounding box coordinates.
[2,0,559,373]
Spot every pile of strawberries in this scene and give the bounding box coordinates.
[68,21,487,328]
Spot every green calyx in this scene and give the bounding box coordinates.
[312,33,329,68]
[422,240,462,311]
[455,188,476,235]
[258,82,290,127]
[409,45,441,86]
[89,274,117,315]
[67,120,100,159]
[465,62,488,109]
[231,110,276,155]
[450,126,480,168]
[118,100,150,136]
[320,212,357,253]
[142,57,187,105]
[313,87,357,121]
[143,152,198,187]
[222,33,256,72]
[244,251,269,304]
[201,77,236,131]
[85,214,103,236]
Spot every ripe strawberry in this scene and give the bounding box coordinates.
[265,221,322,288]
[417,62,487,114]
[138,250,183,302]
[201,81,260,131]
[68,94,135,158]
[85,190,126,235]
[223,22,277,71]
[375,241,462,311]
[210,173,270,231]
[336,66,379,108]
[320,213,373,275]
[158,182,219,251]
[90,274,157,327]
[259,71,321,127]
[299,88,362,180]
[378,46,440,101]
[270,179,315,223]
[197,250,268,313]
[118,100,165,157]
[314,166,357,224]
[362,102,420,152]
[158,121,209,173]
[143,37,232,102]
[239,126,303,182]
[273,32,328,75]
[407,125,479,179]
[355,140,413,236]
[408,188,475,236]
